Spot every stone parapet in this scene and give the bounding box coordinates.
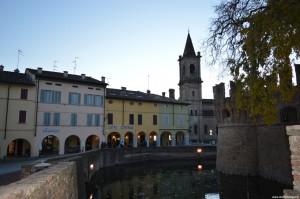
[286,125,300,192]
[0,162,77,199]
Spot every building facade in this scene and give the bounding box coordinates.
[26,68,107,156]
[105,87,189,147]
[178,33,217,144]
[0,66,37,158]
[0,66,107,158]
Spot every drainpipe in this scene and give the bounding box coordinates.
[34,80,40,137]
[122,100,125,125]
[103,87,106,142]
[4,85,10,139]
[172,104,175,127]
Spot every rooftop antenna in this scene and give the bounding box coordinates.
[17,49,23,70]
[72,57,79,74]
[53,60,58,71]
[147,73,150,90]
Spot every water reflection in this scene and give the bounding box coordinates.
[87,160,291,199]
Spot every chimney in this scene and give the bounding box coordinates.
[147,90,150,94]
[0,65,4,71]
[37,67,43,74]
[63,71,68,77]
[81,74,86,79]
[169,88,175,99]
[295,64,300,86]
[162,92,165,97]
[197,51,201,57]
[101,76,106,83]
[121,87,126,91]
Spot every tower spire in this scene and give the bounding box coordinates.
[183,32,196,57]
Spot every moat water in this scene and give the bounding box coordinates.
[87,160,291,199]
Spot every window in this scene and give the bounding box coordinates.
[194,125,198,134]
[129,114,134,125]
[183,65,185,75]
[176,115,185,127]
[87,114,93,126]
[69,92,81,105]
[190,110,193,116]
[40,90,61,104]
[204,124,208,135]
[107,113,113,125]
[71,113,77,126]
[43,112,51,126]
[153,115,157,125]
[84,94,94,106]
[138,114,142,125]
[192,90,195,97]
[53,113,60,126]
[20,88,28,99]
[95,114,100,126]
[84,94,103,107]
[162,115,170,126]
[195,110,198,116]
[108,100,113,104]
[190,64,195,74]
[94,95,103,106]
[19,110,26,123]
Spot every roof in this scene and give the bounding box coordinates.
[0,71,35,85]
[106,88,189,105]
[26,68,107,87]
[183,33,196,57]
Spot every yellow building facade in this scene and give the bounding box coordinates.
[105,88,189,147]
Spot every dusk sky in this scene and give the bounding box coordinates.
[0,0,229,99]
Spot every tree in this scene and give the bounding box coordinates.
[208,0,300,123]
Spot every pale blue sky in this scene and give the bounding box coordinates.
[0,0,228,98]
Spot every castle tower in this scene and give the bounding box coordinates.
[178,33,203,143]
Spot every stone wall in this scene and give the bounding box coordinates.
[286,125,300,194]
[217,124,292,185]
[257,125,291,184]
[0,162,77,199]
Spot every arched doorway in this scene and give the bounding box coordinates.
[86,135,100,151]
[124,132,133,148]
[149,132,157,147]
[161,132,172,147]
[41,135,59,155]
[64,135,81,154]
[176,132,185,146]
[7,139,31,157]
[107,132,120,148]
[137,132,146,147]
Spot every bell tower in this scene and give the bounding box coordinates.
[178,32,203,143]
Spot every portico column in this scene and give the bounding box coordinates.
[59,138,64,155]
[146,135,149,147]
[185,133,190,145]
[171,133,176,146]
[133,134,137,147]
[157,133,161,147]
[81,139,85,152]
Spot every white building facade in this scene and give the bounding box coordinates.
[25,68,107,156]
